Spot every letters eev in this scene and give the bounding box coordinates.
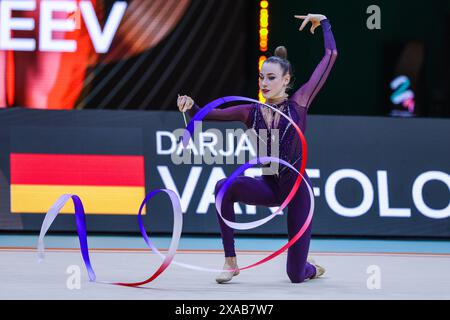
[0,0,127,53]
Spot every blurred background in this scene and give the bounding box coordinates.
[0,0,449,237]
[1,0,449,117]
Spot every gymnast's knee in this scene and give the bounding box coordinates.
[287,267,307,283]
[288,272,306,283]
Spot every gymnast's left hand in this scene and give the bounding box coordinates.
[294,14,327,34]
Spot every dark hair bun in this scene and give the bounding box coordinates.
[274,46,288,59]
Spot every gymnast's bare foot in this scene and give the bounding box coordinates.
[215,257,240,284]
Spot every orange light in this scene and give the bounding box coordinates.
[259,56,267,71]
[259,28,268,37]
[259,2,269,53]
[259,1,269,101]
[258,90,266,103]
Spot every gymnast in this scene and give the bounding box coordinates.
[177,13,337,283]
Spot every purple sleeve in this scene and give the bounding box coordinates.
[291,19,338,109]
[187,103,254,127]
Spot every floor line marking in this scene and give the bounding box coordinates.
[2,247,450,257]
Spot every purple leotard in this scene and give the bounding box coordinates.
[188,19,337,283]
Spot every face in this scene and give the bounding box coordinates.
[259,62,290,101]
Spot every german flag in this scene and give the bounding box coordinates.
[10,153,146,215]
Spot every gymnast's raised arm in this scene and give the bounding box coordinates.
[290,14,338,109]
[177,95,254,127]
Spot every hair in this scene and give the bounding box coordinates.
[264,46,294,90]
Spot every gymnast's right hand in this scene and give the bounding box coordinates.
[177,95,194,112]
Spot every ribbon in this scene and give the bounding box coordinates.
[38,189,183,287]
[37,96,314,285]
[181,96,312,272]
